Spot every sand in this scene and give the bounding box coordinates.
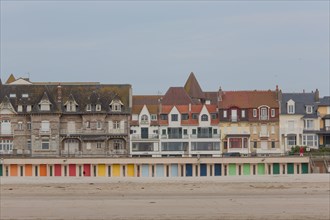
[0,174,329,220]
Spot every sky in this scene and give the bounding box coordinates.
[1,1,329,96]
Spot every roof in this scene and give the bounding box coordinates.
[161,87,196,105]
[281,93,318,115]
[319,96,330,106]
[0,83,131,114]
[184,72,205,99]
[133,95,162,106]
[6,74,16,84]
[219,90,279,109]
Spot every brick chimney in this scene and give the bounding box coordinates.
[314,89,319,102]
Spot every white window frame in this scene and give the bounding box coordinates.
[96,104,101,111]
[86,104,92,111]
[41,139,50,150]
[41,121,50,132]
[17,105,23,112]
[253,109,257,117]
[151,114,157,121]
[241,110,245,118]
[304,119,314,130]
[271,109,275,117]
[97,121,102,130]
[223,110,227,118]
[288,104,294,114]
[306,106,313,114]
[113,121,120,129]
[18,121,23,130]
[26,105,32,112]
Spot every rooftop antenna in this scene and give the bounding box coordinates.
[26,72,30,79]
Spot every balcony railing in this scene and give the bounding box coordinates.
[60,129,127,135]
[0,130,13,136]
[190,134,220,139]
[39,129,51,135]
[161,134,189,139]
[131,134,159,140]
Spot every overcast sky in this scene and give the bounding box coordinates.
[1,1,329,96]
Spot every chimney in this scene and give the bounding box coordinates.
[275,85,279,100]
[57,84,62,103]
[218,86,223,102]
[158,98,162,114]
[314,89,319,102]
[189,103,191,112]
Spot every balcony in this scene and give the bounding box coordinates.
[0,130,13,136]
[161,134,188,139]
[190,134,220,139]
[131,134,159,140]
[259,132,269,137]
[60,128,128,135]
[231,116,239,122]
[260,115,268,120]
[39,129,51,135]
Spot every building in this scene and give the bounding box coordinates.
[0,75,132,157]
[130,73,221,157]
[317,96,330,148]
[218,88,281,155]
[279,90,320,151]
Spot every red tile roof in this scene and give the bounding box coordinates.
[161,87,193,105]
[219,90,279,109]
[184,72,205,99]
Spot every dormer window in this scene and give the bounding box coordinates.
[253,109,257,117]
[306,106,313,114]
[271,109,275,117]
[66,101,77,112]
[151,114,157,121]
[96,104,101,111]
[39,103,50,111]
[287,100,295,114]
[260,107,268,120]
[110,100,123,112]
[9,94,16,98]
[86,104,92,111]
[201,114,208,121]
[17,105,23,112]
[27,105,31,112]
[22,94,29,98]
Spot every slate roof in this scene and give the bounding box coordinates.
[0,83,131,114]
[219,90,279,109]
[319,96,330,106]
[281,93,318,116]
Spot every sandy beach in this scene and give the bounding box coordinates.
[1,174,329,220]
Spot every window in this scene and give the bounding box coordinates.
[231,109,238,122]
[26,105,32,112]
[41,139,50,149]
[211,113,217,119]
[271,126,275,134]
[86,104,92,111]
[97,142,102,148]
[96,104,101,111]
[181,114,189,120]
[113,140,123,150]
[306,106,313,114]
[261,125,267,136]
[303,135,318,147]
[287,135,296,146]
[213,129,218,134]
[192,114,199,119]
[288,104,294,114]
[141,115,149,123]
[9,94,16,98]
[40,103,50,111]
[86,121,90,128]
[160,114,168,120]
[260,107,268,120]
[253,109,257,117]
[223,110,227,118]
[41,121,50,131]
[66,102,76,112]
[1,120,11,134]
[27,140,31,149]
[18,105,23,112]
[162,129,166,135]
[97,121,102,129]
[22,94,29,98]
[151,114,157,121]
[111,101,122,112]
[171,114,178,121]
[271,141,275,148]
[18,122,23,130]
[0,139,13,152]
[113,121,120,129]
[271,109,275,117]
[325,119,330,130]
[241,110,245,118]
[253,141,257,148]
[27,122,31,130]
[192,129,197,135]
[253,126,257,134]
[288,121,295,131]
[183,129,188,135]
[304,119,314,130]
[201,114,208,121]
